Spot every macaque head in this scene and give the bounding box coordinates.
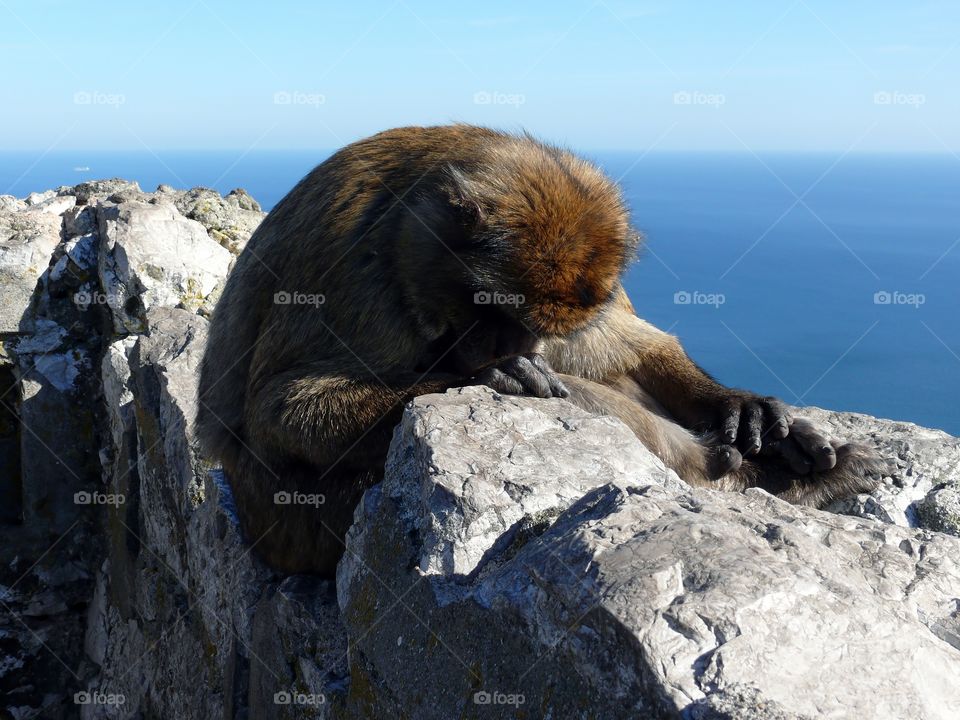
[446,141,640,340]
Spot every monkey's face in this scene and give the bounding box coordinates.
[446,145,639,340]
[434,142,640,365]
[448,304,540,375]
[464,205,638,339]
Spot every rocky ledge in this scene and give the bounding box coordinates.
[1,182,958,719]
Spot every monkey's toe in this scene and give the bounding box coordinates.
[476,367,525,396]
[708,444,743,479]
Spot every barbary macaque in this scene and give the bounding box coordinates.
[196,125,883,575]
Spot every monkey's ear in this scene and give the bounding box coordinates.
[445,165,487,229]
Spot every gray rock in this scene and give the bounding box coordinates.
[809,407,960,530]
[24,194,76,217]
[174,186,265,254]
[685,684,810,719]
[78,307,346,720]
[66,178,142,205]
[916,485,960,536]
[97,200,232,332]
[339,387,683,601]
[25,190,56,206]
[340,386,960,720]
[0,194,26,212]
[63,205,98,239]
[0,182,297,719]
[0,193,105,718]
[227,188,262,212]
[0,208,62,332]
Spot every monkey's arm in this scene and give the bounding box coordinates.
[626,329,792,453]
[544,289,811,457]
[245,363,460,470]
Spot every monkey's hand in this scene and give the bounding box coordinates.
[710,390,792,456]
[473,353,570,399]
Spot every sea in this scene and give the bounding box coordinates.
[2,150,958,435]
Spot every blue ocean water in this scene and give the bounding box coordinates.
[2,150,958,434]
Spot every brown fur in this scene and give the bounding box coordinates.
[196,124,884,577]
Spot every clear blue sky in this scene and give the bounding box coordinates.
[1,0,958,152]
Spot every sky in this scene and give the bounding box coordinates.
[1,0,958,152]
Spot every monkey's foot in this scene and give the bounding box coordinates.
[759,417,840,473]
[763,441,888,508]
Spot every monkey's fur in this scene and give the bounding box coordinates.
[196,125,884,576]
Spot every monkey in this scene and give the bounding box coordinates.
[196,124,884,577]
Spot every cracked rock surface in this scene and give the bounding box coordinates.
[340,386,960,719]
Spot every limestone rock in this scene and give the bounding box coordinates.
[79,307,347,720]
[0,194,26,213]
[916,484,960,536]
[173,186,265,254]
[810,407,960,531]
[0,207,62,332]
[0,182,297,720]
[97,201,232,332]
[340,387,960,720]
[64,178,142,205]
[25,190,56,206]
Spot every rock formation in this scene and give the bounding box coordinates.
[1,182,958,719]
